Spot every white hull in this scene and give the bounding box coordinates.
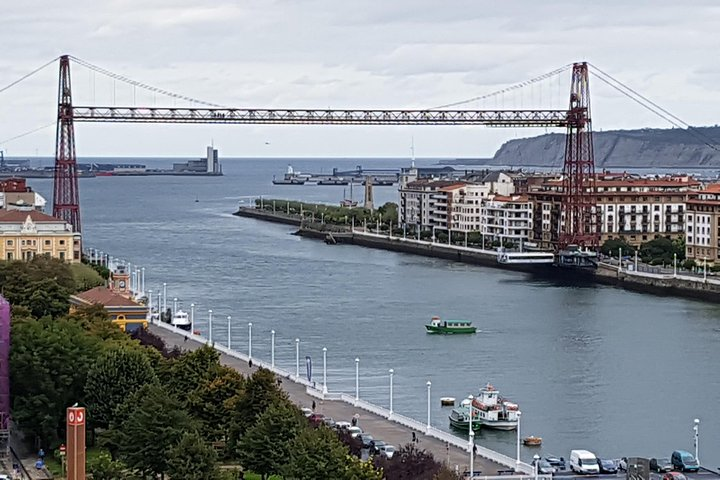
[479,420,518,431]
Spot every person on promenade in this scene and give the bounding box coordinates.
[248,358,253,368]
[312,400,316,411]
[412,432,417,443]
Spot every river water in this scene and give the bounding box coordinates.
[30,158,720,467]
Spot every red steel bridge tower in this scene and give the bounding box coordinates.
[52,57,598,249]
[52,55,81,234]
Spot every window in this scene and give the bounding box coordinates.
[59,240,65,246]
[59,251,65,261]
[5,240,12,246]
[44,240,51,246]
[5,253,11,261]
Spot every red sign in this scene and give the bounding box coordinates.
[59,444,66,452]
[67,407,85,426]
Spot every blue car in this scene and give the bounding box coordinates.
[671,450,699,472]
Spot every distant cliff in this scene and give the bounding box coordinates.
[451,126,720,169]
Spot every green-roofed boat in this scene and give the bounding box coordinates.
[425,316,476,334]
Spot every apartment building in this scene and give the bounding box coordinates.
[481,194,533,246]
[685,183,720,265]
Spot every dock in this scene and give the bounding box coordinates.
[148,321,533,477]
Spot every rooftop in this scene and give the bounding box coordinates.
[0,210,65,223]
[73,286,142,307]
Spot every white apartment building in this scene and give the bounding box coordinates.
[686,184,720,264]
[481,194,533,246]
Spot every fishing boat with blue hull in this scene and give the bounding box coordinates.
[425,316,476,334]
[448,398,482,431]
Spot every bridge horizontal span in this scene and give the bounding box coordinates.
[71,106,570,127]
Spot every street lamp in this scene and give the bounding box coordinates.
[248,322,253,359]
[516,411,522,467]
[227,316,232,349]
[322,347,328,394]
[147,289,153,318]
[674,252,677,277]
[533,454,540,480]
[703,257,708,282]
[693,418,700,463]
[271,330,276,368]
[208,310,213,343]
[163,282,167,312]
[469,430,475,478]
[355,358,360,403]
[295,338,300,379]
[426,381,432,430]
[389,369,394,415]
[190,303,195,333]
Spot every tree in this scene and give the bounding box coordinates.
[106,384,196,478]
[230,368,287,436]
[167,431,221,480]
[283,426,352,480]
[188,365,245,444]
[87,452,128,480]
[683,258,697,270]
[11,316,104,448]
[162,345,224,400]
[238,401,306,479]
[373,443,454,480]
[345,456,383,480]
[600,238,635,257]
[69,263,105,291]
[85,346,158,429]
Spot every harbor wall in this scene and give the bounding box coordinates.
[234,207,720,303]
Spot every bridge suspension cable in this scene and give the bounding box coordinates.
[0,57,59,95]
[68,55,227,108]
[0,122,56,147]
[429,63,573,109]
[589,63,719,150]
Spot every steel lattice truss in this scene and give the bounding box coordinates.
[71,106,570,127]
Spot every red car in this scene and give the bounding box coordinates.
[308,413,325,425]
[663,472,687,480]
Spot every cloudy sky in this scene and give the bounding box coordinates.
[1,0,719,158]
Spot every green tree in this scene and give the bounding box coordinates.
[345,455,383,480]
[230,368,288,437]
[106,384,196,478]
[238,402,306,478]
[373,443,455,480]
[283,426,352,480]
[69,263,105,291]
[11,316,104,447]
[85,346,158,429]
[87,452,128,480]
[639,237,675,264]
[600,238,635,256]
[167,431,221,480]
[163,345,224,400]
[683,258,697,270]
[188,365,245,444]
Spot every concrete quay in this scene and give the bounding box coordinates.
[149,323,533,477]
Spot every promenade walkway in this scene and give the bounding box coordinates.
[149,324,532,477]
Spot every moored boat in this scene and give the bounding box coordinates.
[425,316,476,334]
[470,383,520,430]
[523,436,542,446]
[171,309,191,331]
[448,398,482,431]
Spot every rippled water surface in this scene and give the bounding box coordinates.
[30,158,720,466]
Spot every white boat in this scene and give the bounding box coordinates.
[470,383,520,430]
[171,309,191,331]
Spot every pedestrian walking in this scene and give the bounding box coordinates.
[312,400,316,411]
[412,432,417,443]
[248,358,253,368]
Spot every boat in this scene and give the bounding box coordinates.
[448,398,482,431]
[272,165,307,185]
[470,383,520,430]
[425,316,476,334]
[440,397,456,406]
[171,309,192,331]
[523,436,542,446]
[317,178,349,186]
[340,183,358,207]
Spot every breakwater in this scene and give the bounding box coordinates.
[234,206,720,303]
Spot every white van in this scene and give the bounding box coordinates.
[570,450,600,474]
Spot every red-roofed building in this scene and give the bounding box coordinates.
[0,210,80,262]
[70,286,148,332]
[481,194,533,247]
[685,184,720,264]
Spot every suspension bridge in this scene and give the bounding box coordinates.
[0,55,716,249]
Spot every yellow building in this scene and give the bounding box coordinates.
[70,286,148,332]
[0,210,81,262]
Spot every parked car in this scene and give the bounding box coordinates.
[335,421,352,430]
[617,458,628,472]
[322,417,336,428]
[663,473,688,480]
[308,413,325,425]
[650,457,674,473]
[300,407,313,417]
[597,458,618,474]
[378,444,396,459]
[671,450,699,472]
[532,459,557,475]
[544,456,567,470]
[358,433,375,448]
[348,426,363,438]
[371,440,387,455]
